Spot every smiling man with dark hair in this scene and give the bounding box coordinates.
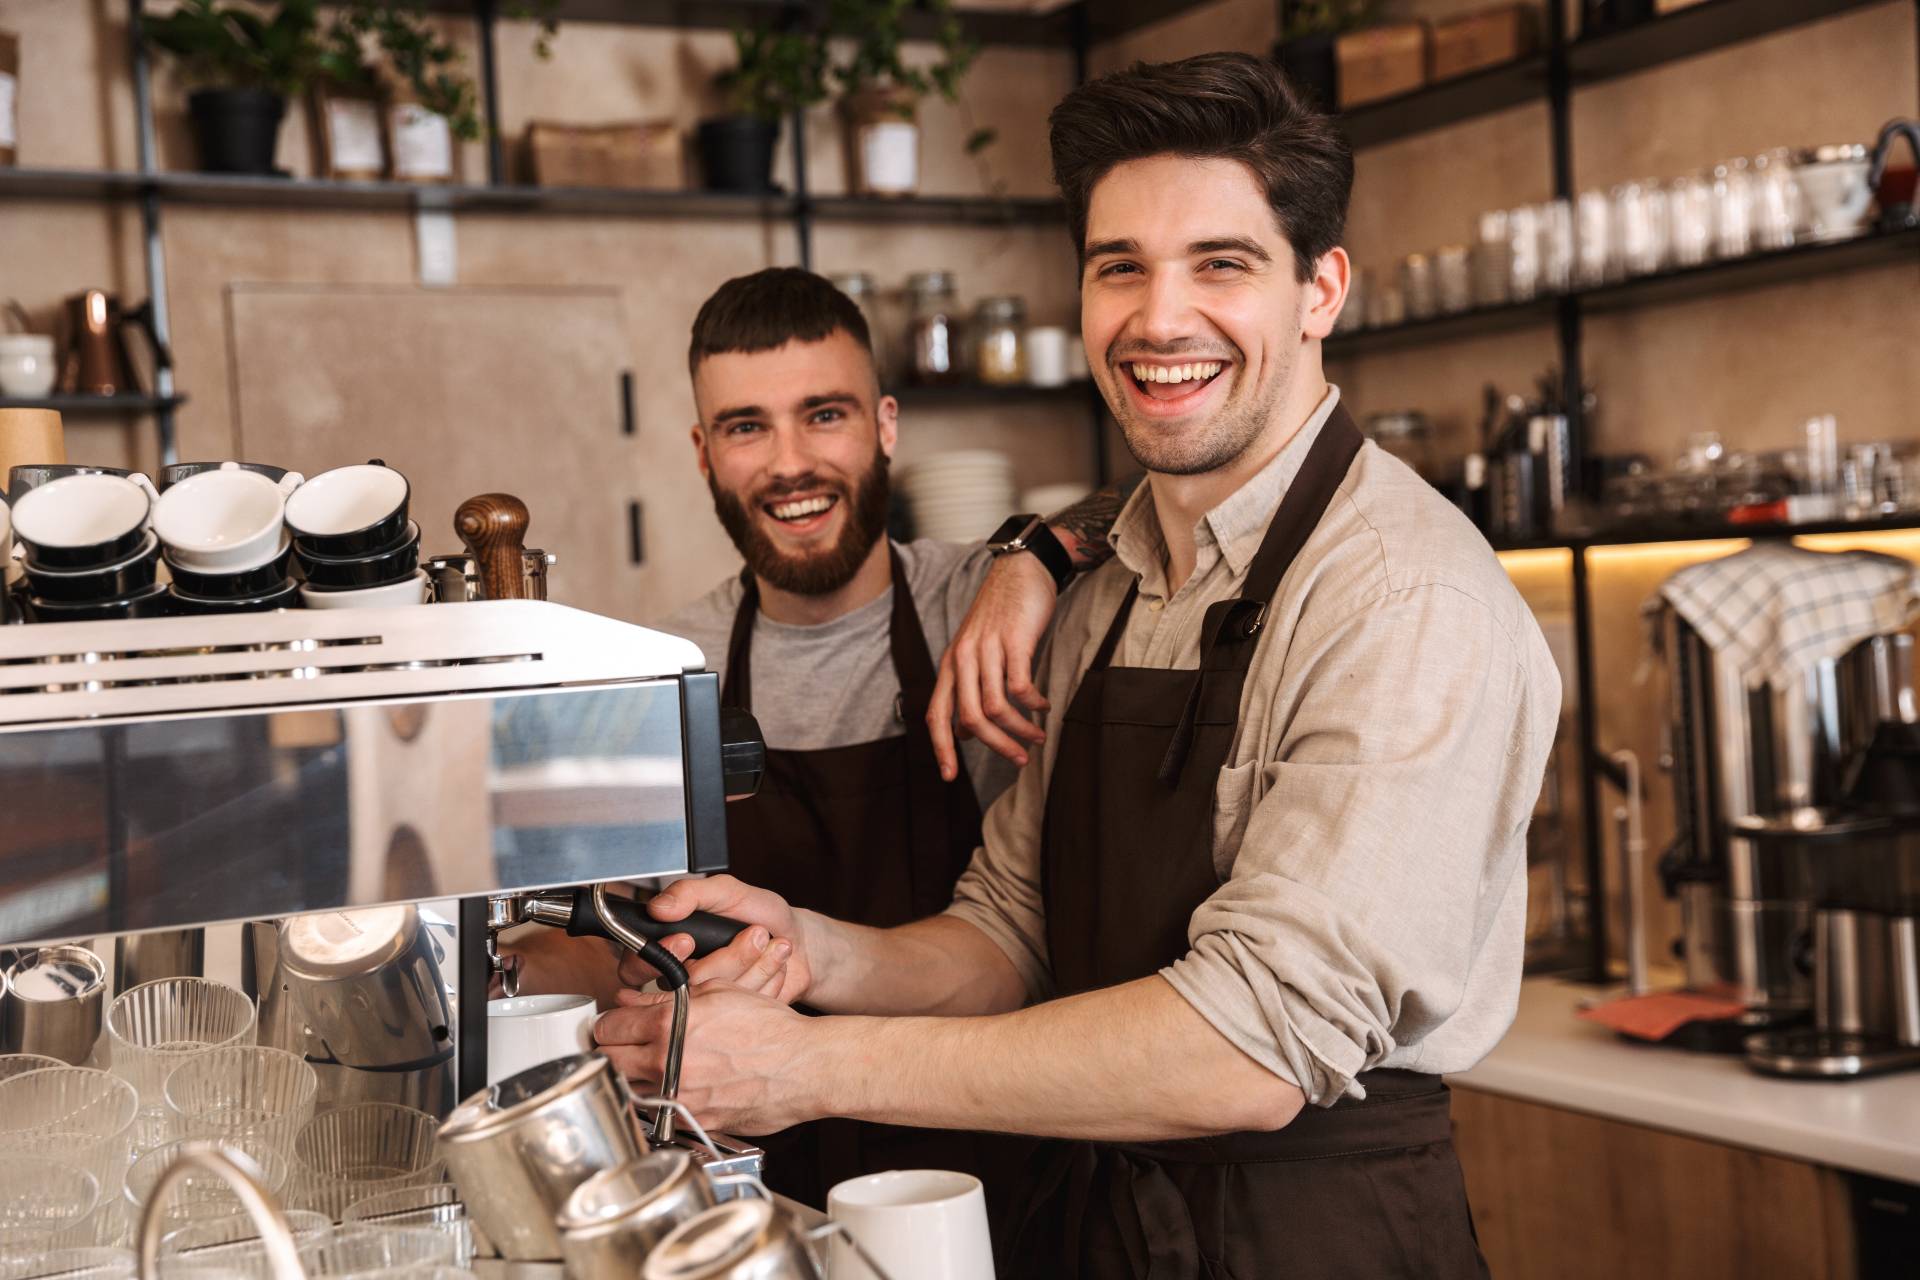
[598,58,1561,1276]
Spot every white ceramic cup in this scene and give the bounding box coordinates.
[10,471,158,555]
[487,994,598,1085]
[0,335,58,398]
[284,463,408,539]
[1024,326,1070,387]
[828,1169,994,1280]
[154,464,304,573]
[299,569,430,611]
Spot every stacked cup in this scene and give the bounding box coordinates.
[155,463,305,614]
[286,463,428,610]
[8,470,169,622]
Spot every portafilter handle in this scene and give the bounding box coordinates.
[455,492,533,601]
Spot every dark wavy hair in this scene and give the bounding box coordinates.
[1048,52,1354,282]
[688,267,872,376]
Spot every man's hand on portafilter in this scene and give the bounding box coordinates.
[613,875,814,1006]
[594,978,814,1135]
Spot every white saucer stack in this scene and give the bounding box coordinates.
[901,450,1016,543]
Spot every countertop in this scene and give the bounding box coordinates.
[1453,977,1920,1184]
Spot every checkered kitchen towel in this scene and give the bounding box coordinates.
[1659,542,1920,690]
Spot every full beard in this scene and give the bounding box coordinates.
[709,453,892,597]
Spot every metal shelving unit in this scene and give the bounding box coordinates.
[0,393,187,416]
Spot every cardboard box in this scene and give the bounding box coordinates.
[527,121,683,190]
[1336,23,1430,110]
[1430,5,1540,82]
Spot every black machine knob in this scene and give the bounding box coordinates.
[720,706,766,802]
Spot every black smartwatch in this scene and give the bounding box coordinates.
[986,513,1073,592]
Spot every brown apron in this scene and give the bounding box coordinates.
[1009,406,1488,1279]
[723,545,1026,1213]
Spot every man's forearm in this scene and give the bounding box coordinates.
[1046,474,1143,572]
[800,912,1027,1018]
[795,975,1305,1140]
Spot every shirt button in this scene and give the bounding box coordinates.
[1147,599,1165,613]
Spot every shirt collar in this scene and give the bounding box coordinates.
[1110,385,1342,589]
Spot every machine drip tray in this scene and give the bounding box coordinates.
[1744,1029,1920,1079]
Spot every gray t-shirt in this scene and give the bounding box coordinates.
[661,538,1016,814]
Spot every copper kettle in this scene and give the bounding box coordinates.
[57,290,159,396]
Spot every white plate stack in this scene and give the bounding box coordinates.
[901,450,1017,543]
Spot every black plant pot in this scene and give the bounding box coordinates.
[1274,34,1339,112]
[696,116,779,194]
[187,88,286,175]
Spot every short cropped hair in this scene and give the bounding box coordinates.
[1048,52,1354,281]
[688,268,873,376]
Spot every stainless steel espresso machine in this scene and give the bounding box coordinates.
[1658,608,1920,1076]
[0,598,772,1238]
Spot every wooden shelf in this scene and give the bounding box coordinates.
[808,193,1063,225]
[1567,0,1890,82]
[0,393,184,416]
[1492,510,1920,554]
[891,380,1092,405]
[1339,56,1550,149]
[1329,224,1920,358]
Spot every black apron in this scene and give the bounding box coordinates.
[722,546,1026,1214]
[1010,406,1488,1279]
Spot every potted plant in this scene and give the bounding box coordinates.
[143,0,326,174]
[826,0,988,198]
[147,1,546,178]
[1274,0,1377,111]
[699,24,827,194]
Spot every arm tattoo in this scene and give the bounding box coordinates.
[1048,473,1145,571]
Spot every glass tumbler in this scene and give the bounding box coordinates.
[125,1137,292,1233]
[0,1246,135,1280]
[293,1103,443,1221]
[106,978,256,1115]
[0,1157,101,1254]
[163,1045,318,1154]
[1750,148,1799,252]
[0,1053,67,1083]
[1712,158,1754,259]
[1573,189,1610,286]
[302,1224,462,1277]
[155,1211,334,1280]
[0,1066,140,1205]
[1667,173,1714,268]
[343,1185,474,1267]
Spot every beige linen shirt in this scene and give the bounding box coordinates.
[944,387,1563,1106]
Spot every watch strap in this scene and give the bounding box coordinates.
[989,513,1073,591]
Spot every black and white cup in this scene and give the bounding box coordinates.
[11,471,159,570]
[25,529,161,602]
[295,521,421,590]
[284,462,411,558]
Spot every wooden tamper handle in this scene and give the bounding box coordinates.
[456,493,532,601]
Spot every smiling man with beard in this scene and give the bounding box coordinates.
[635,267,1129,1213]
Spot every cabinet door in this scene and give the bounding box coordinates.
[228,283,680,624]
[1452,1086,1856,1280]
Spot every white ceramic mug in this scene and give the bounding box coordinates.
[487,993,598,1085]
[155,463,304,573]
[299,569,430,611]
[0,335,57,398]
[828,1169,995,1280]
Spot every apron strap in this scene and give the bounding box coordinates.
[1156,405,1365,788]
[720,567,758,711]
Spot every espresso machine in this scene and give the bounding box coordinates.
[0,595,770,1209]
[1657,599,1920,1076]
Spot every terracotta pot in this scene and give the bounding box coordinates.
[840,85,919,198]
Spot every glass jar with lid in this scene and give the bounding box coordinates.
[906,271,962,385]
[971,296,1027,386]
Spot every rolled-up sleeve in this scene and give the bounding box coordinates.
[1162,582,1533,1106]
